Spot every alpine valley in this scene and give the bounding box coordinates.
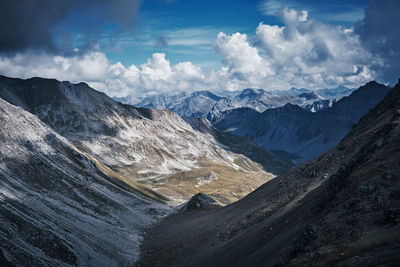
[0,75,288,207]
[1,0,399,265]
[139,78,400,267]
[115,82,390,164]
[0,73,398,266]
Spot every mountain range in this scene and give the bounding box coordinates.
[139,79,400,266]
[0,73,397,266]
[0,96,171,266]
[0,75,288,206]
[0,74,290,264]
[213,81,391,163]
[128,91,222,118]
[114,86,355,120]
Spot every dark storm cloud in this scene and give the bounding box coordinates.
[355,0,400,84]
[0,0,142,54]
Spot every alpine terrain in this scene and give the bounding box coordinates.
[0,97,171,266]
[0,0,398,266]
[116,86,354,120]
[213,81,391,163]
[138,79,400,266]
[0,75,284,205]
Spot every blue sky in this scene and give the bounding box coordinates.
[0,0,398,97]
[99,0,370,67]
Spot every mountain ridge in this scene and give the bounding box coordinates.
[138,79,400,267]
[213,81,391,163]
[114,85,355,119]
[0,74,279,205]
[0,97,171,265]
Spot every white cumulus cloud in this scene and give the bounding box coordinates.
[213,8,375,90]
[0,7,387,97]
[0,51,213,97]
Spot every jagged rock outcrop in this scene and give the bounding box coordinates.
[178,193,220,211]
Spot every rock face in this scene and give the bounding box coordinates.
[232,88,325,113]
[0,98,171,266]
[206,88,332,123]
[112,95,142,105]
[315,85,355,99]
[304,99,336,112]
[0,75,275,205]
[179,193,220,211]
[186,117,295,175]
[133,91,222,118]
[214,81,391,163]
[117,87,352,122]
[139,80,400,266]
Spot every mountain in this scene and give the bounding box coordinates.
[115,88,328,121]
[116,87,349,121]
[0,75,278,205]
[273,86,353,99]
[129,91,222,118]
[213,81,391,163]
[207,89,328,123]
[232,88,324,113]
[139,79,400,266]
[275,87,313,96]
[133,92,186,110]
[233,88,284,112]
[297,92,320,100]
[185,118,295,175]
[168,91,222,118]
[304,98,336,112]
[112,95,142,105]
[315,85,355,99]
[0,97,171,266]
[206,96,241,123]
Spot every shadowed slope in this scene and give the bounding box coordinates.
[139,80,400,266]
[214,81,391,163]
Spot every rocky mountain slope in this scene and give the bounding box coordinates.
[234,89,324,112]
[186,117,295,175]
[139,80,400,266]
[214,81,391,163]
[315,85,355,99]
[0,75,278,205]
[0,98,171,266]
[305,99,336,112]
[116,86,353,120]
[112,95,141,106]
[132,91,222,118]
[207,90,332,123]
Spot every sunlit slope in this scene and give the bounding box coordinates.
[0,98,170,266]
[0,75,278,204]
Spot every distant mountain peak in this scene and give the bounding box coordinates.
[280,102,306,112]
[214,80,391,164]
[297,92,321,100]
[190,90,221,101]
[240,88,265,96]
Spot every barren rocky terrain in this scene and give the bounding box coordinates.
[0,75,283,205]
[138,80,400,266]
